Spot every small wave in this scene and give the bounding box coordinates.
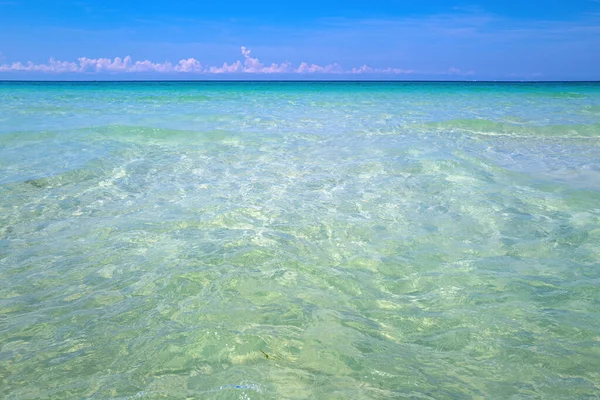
[62,125,247,146]
[135,94,212,102]
[423,119,600,139]
[531,91,589,99]
[583,105,600,114]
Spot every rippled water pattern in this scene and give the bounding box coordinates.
[1,82,600,399]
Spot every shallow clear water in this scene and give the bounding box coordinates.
[1,81,600,399]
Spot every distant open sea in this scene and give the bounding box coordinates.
[1,81,599,399]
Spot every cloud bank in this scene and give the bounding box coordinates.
[0,46,439,75]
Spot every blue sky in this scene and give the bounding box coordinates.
[0,0,599,80]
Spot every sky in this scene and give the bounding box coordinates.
[0,0,599,80]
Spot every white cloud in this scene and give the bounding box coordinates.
[78,56,133,72]
[0,46,423,75]
[350,64,416,74]
[208,61,243,74]
[447,67,475,76]
[239,46,293,73]
[0,58,79,72]
[351,65,374,74]
[295,62,343,73]
[174,58,203,72]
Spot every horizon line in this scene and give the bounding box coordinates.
[1,79,600,83]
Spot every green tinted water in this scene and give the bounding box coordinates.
[1,82,600,399]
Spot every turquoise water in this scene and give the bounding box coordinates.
[1,81,600,399]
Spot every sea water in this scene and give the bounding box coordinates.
[1,81,599,399]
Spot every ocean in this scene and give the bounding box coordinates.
[1,81,599,399]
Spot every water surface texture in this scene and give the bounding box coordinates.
[1,81,600,399]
